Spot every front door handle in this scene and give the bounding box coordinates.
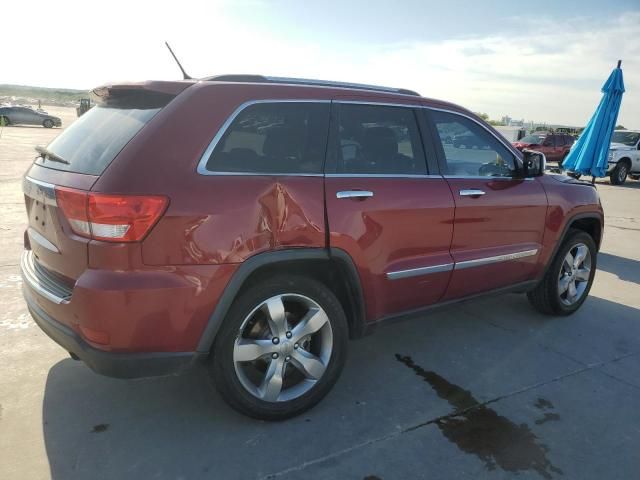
[336,190,374,199]
[459,189,486,197]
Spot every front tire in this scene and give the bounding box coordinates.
[610,161,629,185]
[527,230,597,315]
[210,275,348,420]
[43,119,54,128]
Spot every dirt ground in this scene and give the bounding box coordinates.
[0,112,639,479]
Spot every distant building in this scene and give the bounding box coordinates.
[501,115,524,127]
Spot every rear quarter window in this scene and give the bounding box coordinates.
[205,102,330,174]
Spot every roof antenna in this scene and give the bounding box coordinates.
[165,41,192,80]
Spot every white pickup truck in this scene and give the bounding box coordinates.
[607,130,640,185]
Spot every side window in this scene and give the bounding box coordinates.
[555,135,565,146]
[431,111,516,177]
[336,104,426,174]
[206,102,330,174]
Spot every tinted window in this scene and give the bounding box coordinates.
[38,104,163,175]
[336,104,426,174]
[206,102,330,174]
[554,135,565,146]
[431,111,516,177]
[520,134,545,144]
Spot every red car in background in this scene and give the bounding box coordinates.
[513,132,575,165]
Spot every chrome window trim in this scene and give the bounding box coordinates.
[454,249,538,270]
[196,99,524,178]
[196,99,331,176]
[387,263,454,280]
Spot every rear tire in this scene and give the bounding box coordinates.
[210,275,348,420]
[527,230,597,316]
[43,119,54,128]
[610,161,629,185]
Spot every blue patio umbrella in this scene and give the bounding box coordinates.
[562,61,625,179]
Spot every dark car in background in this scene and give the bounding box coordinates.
[513,132,575,164]
[0,106,61,128]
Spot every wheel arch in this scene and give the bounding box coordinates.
[196,248,367,354]
[540,212,603,280]
[617,156,632,168]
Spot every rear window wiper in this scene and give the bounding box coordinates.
[35,146,69,165]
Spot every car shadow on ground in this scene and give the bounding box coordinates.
[41,294,640,480]
[598,252,640,284]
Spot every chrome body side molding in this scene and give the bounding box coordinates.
[454,249,539,270]
[387,248,539,280]
[386,263,454,280]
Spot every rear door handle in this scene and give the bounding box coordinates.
[336,190,374,199]
[459,189,486,197]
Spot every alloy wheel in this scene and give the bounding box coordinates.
[557,243,591,306]
[233,294,333,402]
[619,164,628,182]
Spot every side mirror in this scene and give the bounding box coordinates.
[522,149,546,177]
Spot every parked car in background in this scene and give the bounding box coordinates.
[0,106,61,128]
[495,126,526,143]
[512,132,575,165]
[606,130,640,185]
[21,76,603,420]
[452,130,490,149]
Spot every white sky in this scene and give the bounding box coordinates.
[3,0,639,127]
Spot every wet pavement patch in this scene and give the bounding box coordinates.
[90,423,109,433]
[534,398,554,410]
[395,354,563,479]
[533,398,561,425]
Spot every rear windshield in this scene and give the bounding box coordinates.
[36,96,167,175]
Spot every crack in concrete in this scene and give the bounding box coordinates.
[260,351,639,479]
[594,367,640,392]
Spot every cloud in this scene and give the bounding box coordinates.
[460,46,496,56]
[3,1,638,127]
[348,12,639,126]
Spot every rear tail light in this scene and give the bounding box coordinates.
[55,187,168,242]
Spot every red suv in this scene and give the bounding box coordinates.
[21,76,603,419]
[512,132,575,165]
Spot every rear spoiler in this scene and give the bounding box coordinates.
[93,80,195,99]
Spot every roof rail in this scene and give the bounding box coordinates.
[202,74,420,96]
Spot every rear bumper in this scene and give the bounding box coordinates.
[24,288,201,379]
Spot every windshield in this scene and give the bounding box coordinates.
[37,104,162,175]
[519,134,545,144]
[611,131,640,147]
